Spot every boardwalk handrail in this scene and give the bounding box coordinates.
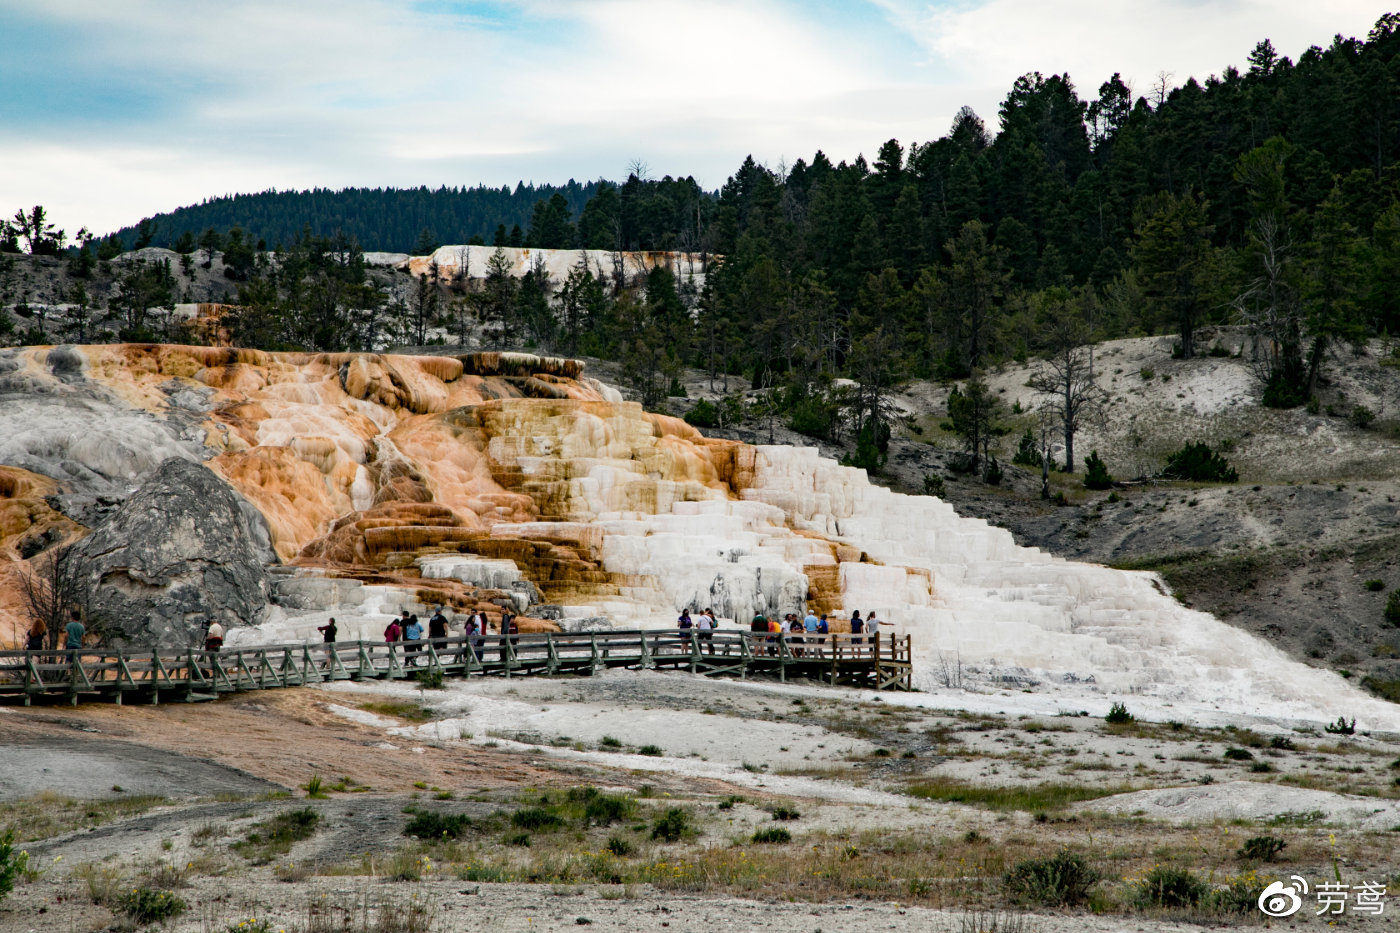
[0,629,913,705]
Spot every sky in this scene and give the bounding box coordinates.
[0,0,1392,236]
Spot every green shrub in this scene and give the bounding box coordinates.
[119,886,188,925]
[1136,866,1207,908]
[414,668,445,689]
[667,378,687,398]
[1386,591,1400,625]
[0,828,28,904]
[599,735,622,749]
[1324,716,1356,735]
[1223,747,1254,761]
[1237,835,1286,862]
[1140,367,1155,380]
[605,835,632,856]
[504,832,531,847]
[684,399,719,428]
[982,456,1004,485]
[1269,735,1296,750]
[1083,451,1112,490]
[1003,850,1099,906]
[922,473,945,497]
[511,807,565,831]
[650,808,692,842]
[787,396,838,439]
[1104,702,1134,724]
[1012,429,1042,468]
[404,811,472,840]
[234,808,321,863]
[769,806,800,821]
[637,744,663,756]
[1209,875,1265,913]
[1352,405,1376,429]
[583,794,634,826]
[1161,442,1238,483]
[751,827,791,844]
[1365,579,1386,592]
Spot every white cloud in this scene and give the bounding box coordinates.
[877,0,1389,110]
[0,0,1391,233]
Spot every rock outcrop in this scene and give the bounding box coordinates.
[73,458,274,645]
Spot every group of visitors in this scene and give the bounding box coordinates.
[310,604,523,666]
[24,609,87,655]
[742,607,883,656]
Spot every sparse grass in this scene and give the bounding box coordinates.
[403,810,472,840]
[297,893,438,933]
[233,807,322,864]
[751,827,792,844]
[357,699,433,722]
[905,778,1137,812]
[0,791,170,843]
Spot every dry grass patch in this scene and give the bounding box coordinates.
[0,791,170,842]
[905,778,1140,812]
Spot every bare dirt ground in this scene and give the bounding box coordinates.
[3,670,1400,932]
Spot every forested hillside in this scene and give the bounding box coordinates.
[104,182,607,255]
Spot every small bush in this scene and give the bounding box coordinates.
[1324,716,1356,735]
[1237,835,1287,862]
[1223,747,1254,761]
[1161,442,1238,483]
[684,399,719,428]
[637,744,663,756]
[650,808,692,842]
[1083,451,1112,490]
[1104,702,1134,725]
[119,886,188,925]
[751,827,791,844]
[922,473,946,497]
[414,668,445,689]
[511,807,565,832]
[0,828,28,903]
[304,775,325,799]
[505,832,531,847]
[983,457,1004,485]
[1140,367,1155,380]
[599,735,622,749]
[1210,875,1265,914]
[605,836,632,856]
[584,794,634,826]
[1136,866,1206,908]
[1012,429,1042,468]
[1352,405,1376,429]
[768,806,800,821]
[1269,735,1296,750]
[1386,591,1400,626]
[1003,850,1099,906]
[404,811,472,840]
[1366,579,1386,592]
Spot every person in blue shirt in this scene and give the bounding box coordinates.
[404,614,424,667]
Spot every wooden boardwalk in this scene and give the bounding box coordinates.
[0,630,913,706]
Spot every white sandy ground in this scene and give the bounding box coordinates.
[321,668,1400,828]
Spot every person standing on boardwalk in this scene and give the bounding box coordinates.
[64,609,84,659]
[695,606,714,655]
[384,617,402,666]
[317,617,338,669]
[865,611,881,654]
[428,607,448,653]
[203,620,225,654]
[26,619,46,652]
[404,615,424,667]
[850,610,864,646]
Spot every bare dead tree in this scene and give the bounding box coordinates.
[19,544,93,650]
[1028,317,1106,473]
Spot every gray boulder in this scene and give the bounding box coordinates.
[75,458,275,646]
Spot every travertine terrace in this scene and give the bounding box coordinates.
[1,344,1396,729]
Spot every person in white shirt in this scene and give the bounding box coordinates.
[696,606,714,655]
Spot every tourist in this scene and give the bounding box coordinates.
[469,610,486,661]
[696,606,714,655]
[317,617,338,669]
[866,611,881,652]
[404,614,424,667]
[203,619,225,654]
[25,618,46,652]
[384,617,402,665]
[750,608,768,656]
[428,607,448,653]
[677,608,692,653]
[850,610,864,647]
[789,615,806,657]
[64,609,84,659]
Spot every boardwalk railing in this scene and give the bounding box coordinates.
[0,630,913,705]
